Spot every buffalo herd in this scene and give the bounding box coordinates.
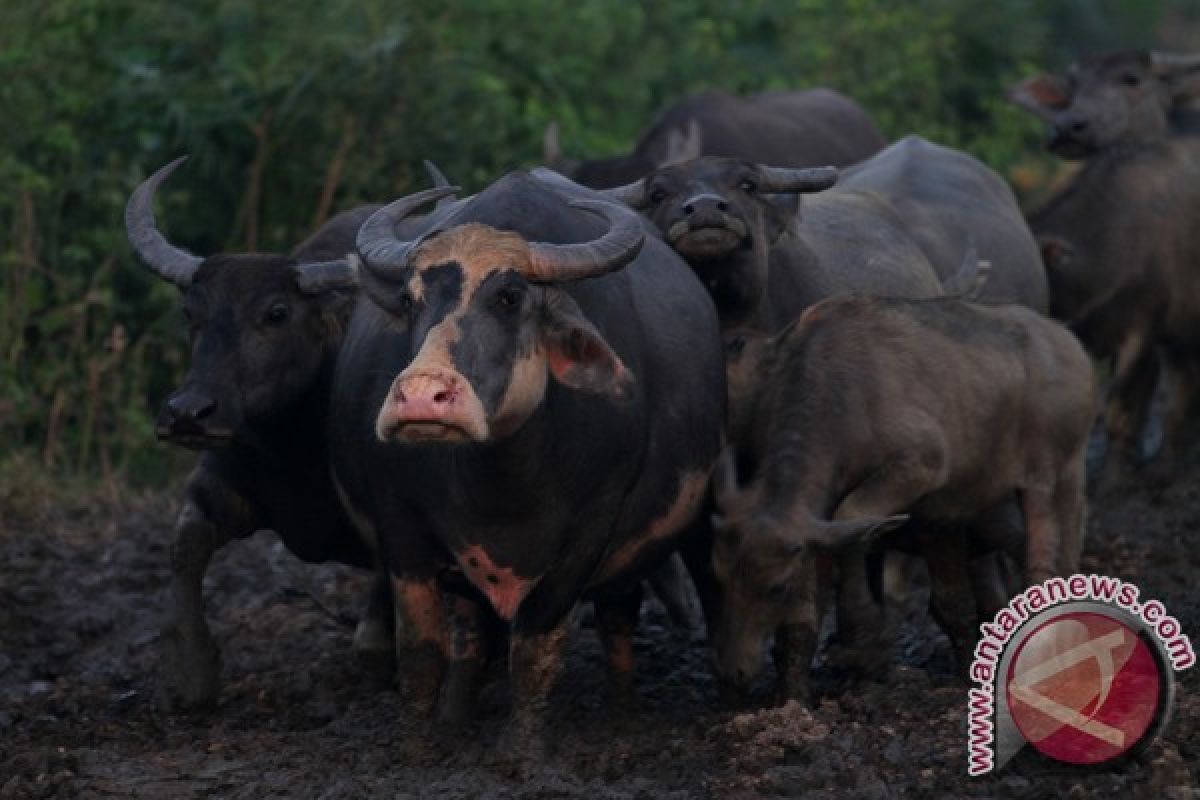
[124,48,1200,760]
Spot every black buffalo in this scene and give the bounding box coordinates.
[545,89,887,188]
[125,157,393,707]
[326,173,724,754]
[1011,50,1200,484]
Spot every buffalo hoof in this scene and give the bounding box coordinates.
[1137,456,1178,494]
[436,662,482,728]
[352,617,396,681]
[717,676,751,708]
[1093,456,1135,498]
[494,734,547,780]
[395,644,445,718]
[161,626,221,710]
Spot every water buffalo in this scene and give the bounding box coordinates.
[838,135,1049,312]
[545,89,887,188]
[1010,51,1200,484]
[711,295,1094,699]
[597,157,944,334]
[326,173,724,755]
[125,157,397,708]
[593,155,956,665]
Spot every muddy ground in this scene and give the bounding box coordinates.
[1,449,1197,799]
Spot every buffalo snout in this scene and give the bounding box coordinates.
[1049,112,1097,158]
[682,193,730,217]
[376,369,488,443]
[156,388,233,447]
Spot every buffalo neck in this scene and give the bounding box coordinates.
[241,346,340,462]
[1029,141,1181,322]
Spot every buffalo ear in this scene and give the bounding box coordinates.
[807,514,909,548]
[661,119,703,166]
[540,288,635,400]
[1038,235,1077,273]
[1161,63,1200,105]
[1009,75,1072,121]
[765,194,802,243]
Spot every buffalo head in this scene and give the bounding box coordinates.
[355,186,643,445]
[602,158,837,325]
[708,449,907,690]
[1010,50,1200,158]
[125,157,367,448]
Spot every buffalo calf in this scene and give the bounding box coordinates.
[711,294,1094,701]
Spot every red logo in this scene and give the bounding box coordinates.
[1005,611,1165,765]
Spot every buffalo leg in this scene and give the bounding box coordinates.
[504,619,570,762]
[646,553,699,632]
[352,570,395,672]
[163,500,230,708]
[437,591,487,726]
[1152,351,1200,482]
[678,506,721,641]
[1054,455,1088,575]
[390,575,447,717]
[162,474,254,709]
[595,584,643,707]
[1100,333,1160,491]
[773,554,825,704]
[828,451,942,673]
[968,552,1011,622]
[832,543,890,675]
[921,528,976,674]
[1019,488,1060,585]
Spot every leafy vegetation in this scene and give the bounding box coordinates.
[1,0,1195,484]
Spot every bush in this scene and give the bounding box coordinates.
[0,0,1195,484]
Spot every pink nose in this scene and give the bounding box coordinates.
[389,372,459,422]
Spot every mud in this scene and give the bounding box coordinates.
[1,449,1197,798]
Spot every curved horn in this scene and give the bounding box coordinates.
[355,186,461,268]
[757,165,839,194]
[125,156,203,287]
[525,198,645,282]
[294,255,360,294]
[422,160,457,209]
[599,179,649,209]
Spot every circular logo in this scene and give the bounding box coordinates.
[1005,610,1169,765]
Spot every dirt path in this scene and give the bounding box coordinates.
[1,452,1197,798]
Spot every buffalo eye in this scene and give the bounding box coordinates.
[738,178,758,194]
[395,292,415,314]
[1119,73,1141,88]
[494,285,524,310]
[649,188,667,205]
[264,303,290,326]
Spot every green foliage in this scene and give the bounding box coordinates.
[0,0,1195,484]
